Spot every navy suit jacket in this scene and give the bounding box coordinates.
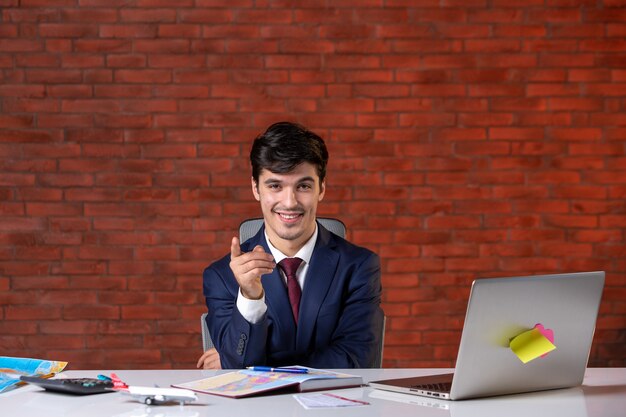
[203,223,384,369]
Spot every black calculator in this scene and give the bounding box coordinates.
[20,376,115,395]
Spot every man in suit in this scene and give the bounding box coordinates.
[197,122,384,369]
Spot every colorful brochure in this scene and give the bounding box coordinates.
[173,366,362,398]
[0,356,68,393]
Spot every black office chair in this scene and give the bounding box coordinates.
[239,217,346,242]
[200,218,387,367]
[200,312,214,351]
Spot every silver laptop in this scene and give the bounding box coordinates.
[370,271,605,400]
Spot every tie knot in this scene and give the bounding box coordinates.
[278,257,303,279]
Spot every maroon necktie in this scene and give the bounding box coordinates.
[278,257,303,324]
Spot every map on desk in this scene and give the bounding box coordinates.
[172,366,362,398]
[0,356,68,393]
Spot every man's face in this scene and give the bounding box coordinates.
[252,162,325,255]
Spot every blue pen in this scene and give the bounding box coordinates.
[247,366,308,374]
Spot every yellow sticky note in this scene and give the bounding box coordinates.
[510,328,556,364]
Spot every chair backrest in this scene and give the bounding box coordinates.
[239,217,346,242]
[201,218,386,368]
[201,312,214,351]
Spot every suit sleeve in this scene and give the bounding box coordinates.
[303,251,384,368]
[203,261,269,369]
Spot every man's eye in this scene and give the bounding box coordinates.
[298,184,312,190]
[268,184,280,190]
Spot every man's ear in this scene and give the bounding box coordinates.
[251,177,260,201]
[318,180,326,202]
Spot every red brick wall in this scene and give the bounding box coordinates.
[1,1,625,369]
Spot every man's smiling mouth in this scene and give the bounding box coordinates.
[276,212,303,221]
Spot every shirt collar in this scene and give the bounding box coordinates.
[265,222,318,265]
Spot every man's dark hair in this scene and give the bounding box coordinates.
[250,121,329,183]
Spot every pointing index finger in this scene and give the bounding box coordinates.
[230,236,242,259]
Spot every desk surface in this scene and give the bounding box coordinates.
[1,368,624,417]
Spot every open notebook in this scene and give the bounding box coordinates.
[173,367,362,398]
[370,271,605,400]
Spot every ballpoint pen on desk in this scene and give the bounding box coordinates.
[247,366,309,374]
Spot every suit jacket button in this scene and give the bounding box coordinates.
[241,333,247,340]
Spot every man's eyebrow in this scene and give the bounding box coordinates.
[263,178,282,185]
[263,176,316,184]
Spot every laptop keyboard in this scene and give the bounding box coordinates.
[409,382,452,393]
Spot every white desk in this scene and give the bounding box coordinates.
[1,368,624,417]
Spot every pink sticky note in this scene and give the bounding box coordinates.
[534,323,555,357]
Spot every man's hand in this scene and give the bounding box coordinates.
[196,348,221,369]
[229,237,275,300]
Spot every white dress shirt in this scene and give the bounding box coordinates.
[236,224,318,324]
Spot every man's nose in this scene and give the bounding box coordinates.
[283,187,298,207]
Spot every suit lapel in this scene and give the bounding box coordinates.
[296,227,339,351]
